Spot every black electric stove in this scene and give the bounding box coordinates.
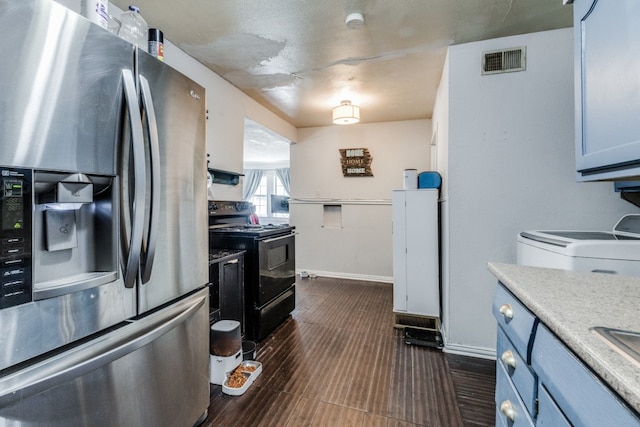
[208,200,296,342]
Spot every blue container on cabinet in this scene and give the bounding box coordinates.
[418,171,442,189]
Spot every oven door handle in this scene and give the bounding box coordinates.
[261,232,297,244]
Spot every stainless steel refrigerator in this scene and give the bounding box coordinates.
[0,1,210,425]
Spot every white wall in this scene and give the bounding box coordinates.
[434,28,639,357]
[432,52,451,348]
[291,120,431,281]
[164,38,299,199]
[162,40,298,200]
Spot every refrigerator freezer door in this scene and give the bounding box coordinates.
[135,51,208,313]
[0,289,210,427]
[0,0,134,174]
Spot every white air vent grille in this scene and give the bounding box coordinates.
[482,47,526,75]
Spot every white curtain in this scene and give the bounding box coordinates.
[275,168,290,195]
[243,169,264,201]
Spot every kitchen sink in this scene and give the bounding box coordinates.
[592,327,640,365]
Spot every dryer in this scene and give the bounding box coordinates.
[517,214,640,276]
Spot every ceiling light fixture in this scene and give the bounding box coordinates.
[345,12,364,29]
[332,100,360,125]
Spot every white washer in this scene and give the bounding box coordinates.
[517,214,640,276]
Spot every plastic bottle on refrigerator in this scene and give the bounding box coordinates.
[81,0,109,29]
[118,5,148,48]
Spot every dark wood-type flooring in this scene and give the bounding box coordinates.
[203,276,495,427]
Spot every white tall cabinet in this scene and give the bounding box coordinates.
[392,189,440,329]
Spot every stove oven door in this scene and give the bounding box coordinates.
[257,232,295,306]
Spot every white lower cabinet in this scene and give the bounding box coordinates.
[392,189,439,326]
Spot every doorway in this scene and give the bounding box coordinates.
[243,118,291,224]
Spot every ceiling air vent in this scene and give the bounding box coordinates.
[482,47,526,75]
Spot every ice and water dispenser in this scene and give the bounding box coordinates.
[1,167,117,309]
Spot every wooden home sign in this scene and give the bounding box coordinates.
[339,148,373,177]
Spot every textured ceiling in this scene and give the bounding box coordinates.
[243,118,291,167]
[112,0,572,129]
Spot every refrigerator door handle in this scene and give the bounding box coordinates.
[0,290,207,406]
[121,69,146,288]
[139,75,161,284]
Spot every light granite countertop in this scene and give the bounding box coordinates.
[488,262,640,415]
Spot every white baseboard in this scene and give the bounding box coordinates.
[443,342,496,360]
[296,269,393,284]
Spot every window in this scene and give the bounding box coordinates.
[249,171,289,219]
[252,176,268,216]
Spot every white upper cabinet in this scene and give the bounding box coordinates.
[575,0,640,181]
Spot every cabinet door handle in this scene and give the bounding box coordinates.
[499,303,513,320]
[500,400,516,422]
[500,350,517,369]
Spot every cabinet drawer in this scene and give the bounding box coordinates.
[537,384,570,427]
[496,360,534,427]
[493,284,536,360]
[532,324,640,427]
[497,326,536,417]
